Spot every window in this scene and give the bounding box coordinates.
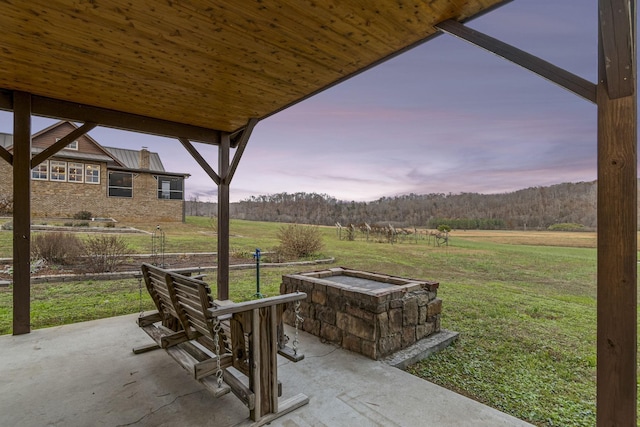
[56,138,78,150]
[50,161,67,181]
[108,171,133,197]
[32,160,48,180]
[85,164,100,184]
[157,176,184,200]
[68,162,84,182]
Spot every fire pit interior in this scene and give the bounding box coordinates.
[281,267,441,360]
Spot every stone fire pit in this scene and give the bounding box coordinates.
[280,267,441,360]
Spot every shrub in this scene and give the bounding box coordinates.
[83,235,133,273]
[0,195,13,215]
[230,248,253,259]
[548,223,585,232]
[73,210,93,220]
[277,224,324,260]
[73,222,90,227]
[31,232,83,265]
[437,224,452,233]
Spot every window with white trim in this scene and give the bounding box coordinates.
[108,171,133,197]
[56,138,78,150]
[157,176,184,200]
[85,164,100,184]
[32,160,48,180]
[68,162,84,182]
[50,160,67,181]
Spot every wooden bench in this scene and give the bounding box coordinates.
[134,263,309,425]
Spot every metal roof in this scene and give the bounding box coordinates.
[0,0,508,139]
[102,146,165,172]
[31,147,114,164]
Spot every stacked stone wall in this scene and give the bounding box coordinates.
[281,268,441,360]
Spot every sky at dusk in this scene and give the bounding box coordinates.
[0,0,602,203]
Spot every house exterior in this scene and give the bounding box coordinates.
[0,121,188,222]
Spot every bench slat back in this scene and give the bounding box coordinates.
[141,263,180,321]
[169,273,215,339]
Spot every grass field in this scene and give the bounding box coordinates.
[0,218,637,426]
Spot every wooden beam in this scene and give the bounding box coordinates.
[12,91,31,335]
[31,122,97,168]
[225,118,258,185]
[596,0,637,423]
[208,293,307,317]
[435,19,597,103]
[178,138,221,185]
[0,90,11,110]
[24,93,223,145]
[217,134,230,301]
[599,0,635,98]
[0,146,12,165]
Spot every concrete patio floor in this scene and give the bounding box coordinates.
[0,313,533,427]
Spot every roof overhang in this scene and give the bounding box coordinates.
[0,0,509,143]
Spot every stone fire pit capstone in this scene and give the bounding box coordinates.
[280,267,441,360]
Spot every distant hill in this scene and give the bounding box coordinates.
[185,180,638,230]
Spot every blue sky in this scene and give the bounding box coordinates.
[0,0,600,202]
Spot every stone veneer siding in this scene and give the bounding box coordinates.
[281,267,441,360]
[0,161,183,222]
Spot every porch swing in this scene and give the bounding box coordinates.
[133,263,309,425]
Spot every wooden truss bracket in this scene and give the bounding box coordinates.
[179,137,222,185]
[31,122,97,168]
[435,19,598,103]
[0,146,12,165]
[225,118,258,185]
[179,118,258,186]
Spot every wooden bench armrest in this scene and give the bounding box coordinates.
[208,292,307,317]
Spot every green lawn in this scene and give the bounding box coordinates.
[0,218,636,426]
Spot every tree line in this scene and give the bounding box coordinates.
[186,180,639,230]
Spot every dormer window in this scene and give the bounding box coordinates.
[56,138,78,150]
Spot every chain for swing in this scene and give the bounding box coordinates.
[292,299,304,356]
[212,317,224,389]
[137,275,144,318]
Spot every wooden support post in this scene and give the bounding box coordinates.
[269,304,279,412]
[596,1,637,424]
[250,308,261,421]
[217,133,230,301]
[12,91,31,335]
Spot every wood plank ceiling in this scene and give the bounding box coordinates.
[0,0,507,140]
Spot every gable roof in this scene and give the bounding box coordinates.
[4,121,186,175]
[31,120,126,167]
[0,1,509,138]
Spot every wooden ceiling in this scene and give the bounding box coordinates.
[0,0,507,139]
